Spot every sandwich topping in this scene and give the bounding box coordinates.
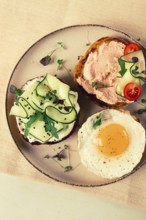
[83,41,125,83]
[75,38,146,105]
[10,73,80,143]
[79,41,126,104]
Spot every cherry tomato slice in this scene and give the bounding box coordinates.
[124,42,141,55]
[124,82,142,101]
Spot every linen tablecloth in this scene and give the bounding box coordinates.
[0,0,146,209]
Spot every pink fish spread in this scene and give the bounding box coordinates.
[77,41,128,105]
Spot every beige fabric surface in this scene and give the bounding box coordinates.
[0,0,146,209]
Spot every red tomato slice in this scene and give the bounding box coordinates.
[124,42,141,55]
[124,82,142,101]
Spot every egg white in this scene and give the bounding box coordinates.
[78,109,145,179]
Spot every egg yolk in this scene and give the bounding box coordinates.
[98,123,129,156]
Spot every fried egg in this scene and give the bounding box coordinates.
[78,109,145,179]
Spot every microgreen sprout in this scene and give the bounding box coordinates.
[136,99,146,114]
[44,144,74,173]
[57,59,71,74]
[40,42,66,66]
[10,85,23,96]
[93,113,102,129]
[86,29,91,46]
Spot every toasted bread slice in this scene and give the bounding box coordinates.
[74,37,130,107]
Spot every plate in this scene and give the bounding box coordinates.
[6,24,146,186]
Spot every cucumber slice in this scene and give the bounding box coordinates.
[18,97,36,117]
[36,73,74,113]
[28,117,66,142]
[31,89,45,111]
[69,91,78,106]
[20,117,30,124]
[121,50,145,72]
[36,76,49,97]
[45,106,77,124]
[116,62,141,96]
[21,81,42,111]
[10,73,80,143]
[29,119,51,142]
[11,97,35,118]
[10,102,28,118]
[46,73,71,106]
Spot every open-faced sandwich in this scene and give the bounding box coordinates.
[74,37,146,106]
[10,73,80,144]
[78,109,146,179]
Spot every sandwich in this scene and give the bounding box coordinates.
[74,37,146,106]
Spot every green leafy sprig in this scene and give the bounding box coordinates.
[64,166,73,172]
[24,112,59,139]
[56,59,71,75]
[40,42,66,66]
[93,113,102,129]
[44,114,59,139]
[85,29,91,46]
[92,82,98,89]
[118,58,146,83]
[44,144,73,172]
[130,65,146,83]
[57,59,64,70]
[118,58,127,77]
[91,82,107,90]
[57,59,71,74]
[10,85,23,96]
[137,99,146,114]
[24,113,42,138]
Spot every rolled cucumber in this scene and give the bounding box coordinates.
[10,73,80,143]
[116,50,146,96]
[45,106,77,124]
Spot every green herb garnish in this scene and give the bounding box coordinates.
[57,42,66,49]
[44,144,73,172]
[44,115,59,139]
[64,144,69,149]
[24,114,38,138]
[137,99,146,114]
[93,113,102,129]
[142,99,146,104]
[24,112,44,138]
[131,65,139,75]
[86,30,91,47]
[57,59,71,74]
[102,84,107,88]
[118,58,127,77]
[130,65,146,82]
[137,108,146,114]
[57,59,64,70]
[10,85,23,96]
[92,82,108,89]
[44,155,50,159]
[92,82,98,89]
[24,112,59,139]
[64,165,73,172]
[40,42,65,66]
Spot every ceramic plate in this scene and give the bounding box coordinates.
[6,25,146,186]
